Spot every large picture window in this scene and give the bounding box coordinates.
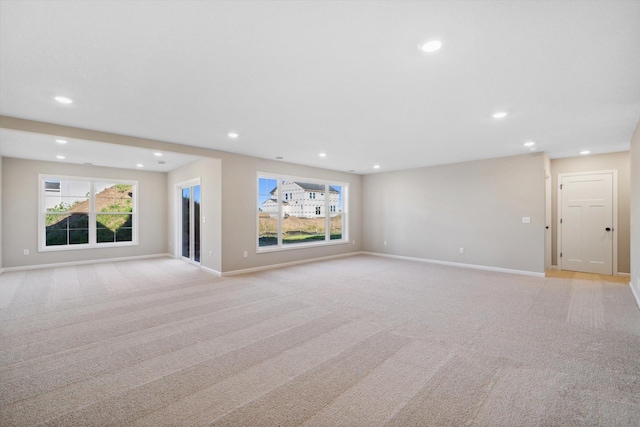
[257,173,347,251]
[39,175,138,251]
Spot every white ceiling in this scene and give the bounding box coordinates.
[0,129,201,172]
[1,1,639,174]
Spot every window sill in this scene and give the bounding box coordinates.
[38,241,139,252]
[257,239,350,254]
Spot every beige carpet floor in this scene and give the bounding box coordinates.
[1,255,639,426]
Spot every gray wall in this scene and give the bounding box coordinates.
[630,120,639,301]
[167,154,362,274]
[362,153,546,274]
[2,157,168,268]
[220,153,362,273]
[550,151,630,274]
[0,117,363,274]
[168,158,222,273]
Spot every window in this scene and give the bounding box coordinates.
[39,175,138,251]
[329,185,343,240]
[257,173,347,250]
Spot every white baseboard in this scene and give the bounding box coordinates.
[201,265,222,277]
[617,272,630,277]
[221,252,361,277]
[631,279,640,312]
[362,252,545,277]
[549,265,559,270]
[0,253,172,273]
[0,251,545,280]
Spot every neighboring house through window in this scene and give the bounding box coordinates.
[258,174,347,250]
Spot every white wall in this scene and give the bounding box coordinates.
[167,158,222,273]
[2,157,168,268]
[630,120,639,306]
[550,151,630,274]
[362,153,546,274]
[0,156,3,270]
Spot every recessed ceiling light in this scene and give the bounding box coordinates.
[580,150,591,155]
[420,40,442,53]
[55,139,68,144]
[523,141,535,147]
[276,156,284,160]
[492,112,508,119]
[153,152,163,156]
[158,161,166,165]
[228,132,239,139]
[54,96,73,104]
[319,153,327,158]
[56,155,66,159]
[136,163,144,168]
[373,165,380,169]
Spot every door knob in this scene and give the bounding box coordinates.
[605,227,611,231]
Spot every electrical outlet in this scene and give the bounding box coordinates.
[243,251,248,258]
[23,249,29,255]
[209,250,212,258]
[384,241,387,246]
[352,240,355,245]
[459,247,464,254]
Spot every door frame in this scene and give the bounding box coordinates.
[175,178,202,265]
[556,170,618,275]
[544,156,552,270]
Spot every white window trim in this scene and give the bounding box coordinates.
[38,174,139,252]
[174,178,202,264]
[257,172,349,253]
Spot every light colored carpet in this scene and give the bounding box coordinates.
[0,255,639,426]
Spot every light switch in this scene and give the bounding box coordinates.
[522,217,531,224]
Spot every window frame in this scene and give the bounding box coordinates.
[38,174,139,252]
[257,172,348,253]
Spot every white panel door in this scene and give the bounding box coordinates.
[560,173,613,275]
